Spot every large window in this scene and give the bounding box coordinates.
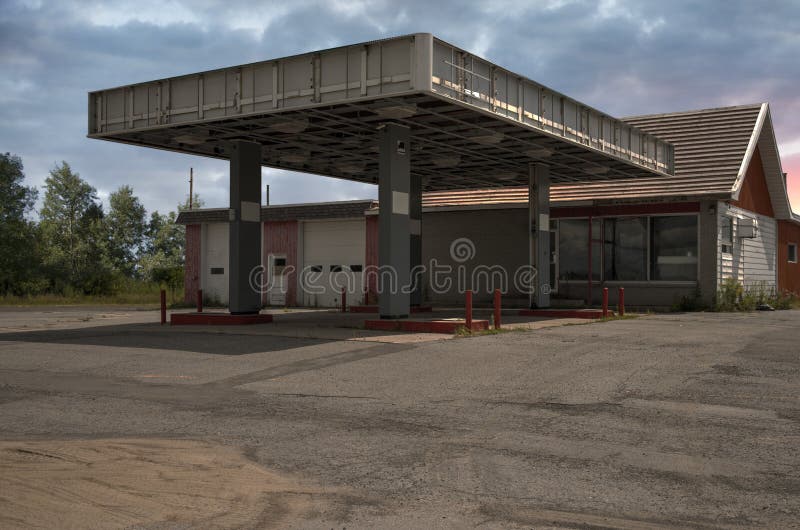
[556,214,698,283]
[650,216,698,281]
[603,217,647,281]
[558,219,600,281]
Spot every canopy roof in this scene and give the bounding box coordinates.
[88,33,674,191]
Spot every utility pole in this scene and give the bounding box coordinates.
[189,167,194,209]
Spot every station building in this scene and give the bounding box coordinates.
[177,103,800,309]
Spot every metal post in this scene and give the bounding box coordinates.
[160,289,166,325]
[465,289,473,330]
[378,123,411,319]
[341,288,347,313]
[229,140,262,314]
[618,287,625,316]
[602,287,608,318]
[529,163,550,308]
[493,288,501,330]
[189,167,193,209]
[197,289,203,313]
[587,215,593,306]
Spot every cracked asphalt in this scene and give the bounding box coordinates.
[0,308,799,528]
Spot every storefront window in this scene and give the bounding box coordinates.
[650,216,698,281]
[603,217,647,281]
[558,219,600,281]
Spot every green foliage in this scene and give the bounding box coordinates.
[0,153,40,295]
[1,153,197,303]
[673,287,709,312]
[107,185,147,277]
[714,278,799,311]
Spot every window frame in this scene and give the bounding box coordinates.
[789,243,798,264]
[720,215,734,254]
[554,212,700,285]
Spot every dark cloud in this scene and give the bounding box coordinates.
[2,0,798,215]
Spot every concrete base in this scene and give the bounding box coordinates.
[365,318,489,334]
[350,305,433,314]
[518,309,611,319]
[171,312,274,325]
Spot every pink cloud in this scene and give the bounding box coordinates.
[784,154,800,214]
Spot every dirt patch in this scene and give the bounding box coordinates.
[0,438,339,529]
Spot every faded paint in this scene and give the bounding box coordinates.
[778,220,800,293]
[263,220,299,306]
[183,224,201,304]
[732,147,775,217]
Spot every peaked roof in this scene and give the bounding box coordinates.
[425,103,796,219]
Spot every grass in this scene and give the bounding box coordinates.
[0,283,182,308]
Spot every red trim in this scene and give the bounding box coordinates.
[349,305,432,313]
[519,308,609,319]
[364,318,488,334]
[263,220,298,306]
[732,147,774,217]
[171,312,274,325]
[552,202,700,218]
[183,224,201,304]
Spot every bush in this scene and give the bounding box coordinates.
[673,287,709,311]
[714,279,799,311]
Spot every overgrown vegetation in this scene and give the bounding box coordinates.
[714,278,799,311]
[0,153,201,305]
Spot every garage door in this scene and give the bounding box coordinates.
[302,219,365,307]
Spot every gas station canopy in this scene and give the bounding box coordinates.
[88,33,674,190]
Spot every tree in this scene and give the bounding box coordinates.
[39,162,112,292]
[0,153,41,295]
[107,185,146,277]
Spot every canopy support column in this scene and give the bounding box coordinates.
[529,163,551,308]
[228,140,262,314]
[378,123,411,319]
[409,172,423,307]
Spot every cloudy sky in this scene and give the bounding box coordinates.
[2,0,799,215]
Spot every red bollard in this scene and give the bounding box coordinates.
[465,289,473,330]
[196,289,203,313]
[341,288,347,313]
[493,289,502,329]
[160,289,166,325]
[602,287,609,318]
[618,287,625,316]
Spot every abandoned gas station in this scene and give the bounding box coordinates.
[89,33,800,320]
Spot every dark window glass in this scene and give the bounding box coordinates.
[558,219,600,281]
[330,265,343,272]
[210,267,224,275]
[273,257,287,267]
[789,244,798,263]
[603,217,647,281]
[721,216,733,254]
[309,265,323,273]
[349,264,363,272]
[650,216,698,281]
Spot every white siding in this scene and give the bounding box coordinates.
[717,202,777,288]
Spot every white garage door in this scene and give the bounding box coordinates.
[204,223,229,305]
[302,219,365,307]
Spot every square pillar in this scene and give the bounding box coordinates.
[378,123,411,319]
[229,140,262,314]
[409,172,423,306]
[529,163,551,308]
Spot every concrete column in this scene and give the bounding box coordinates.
[378,123,411,319]
[228,140,262,314]
[409,172,423,306]
[529,163,551,308]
